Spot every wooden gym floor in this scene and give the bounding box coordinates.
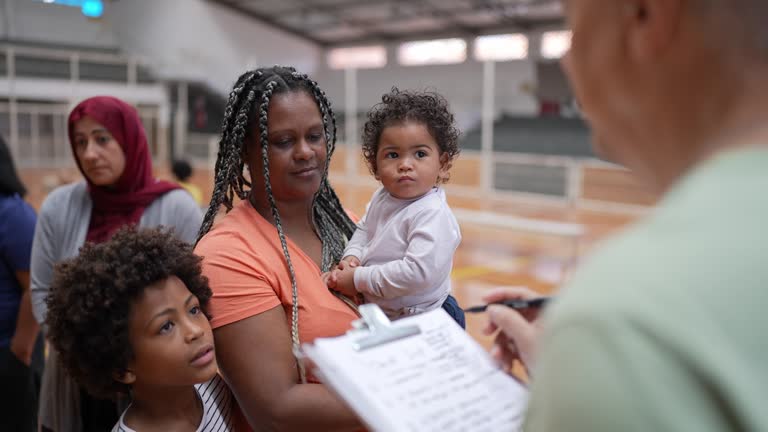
[19,162,644,350]
[330,178,640,350]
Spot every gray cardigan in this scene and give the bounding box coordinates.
[30,181,203,325]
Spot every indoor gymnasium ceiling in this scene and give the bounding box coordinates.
[207,0,564,46]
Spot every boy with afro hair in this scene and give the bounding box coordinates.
[46,226,234,431]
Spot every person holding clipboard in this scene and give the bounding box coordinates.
[486,1,768,431]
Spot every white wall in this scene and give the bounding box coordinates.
[0,0,119,48]
[315,55,539,132]
[109,0,322,94]
[0,0,540,128]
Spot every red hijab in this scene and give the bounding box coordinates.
[69,96,180,243]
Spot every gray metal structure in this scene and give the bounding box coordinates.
[207,0,564,46]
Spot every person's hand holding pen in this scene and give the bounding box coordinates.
[481,286,545,375]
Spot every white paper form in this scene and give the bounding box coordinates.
[305,309,528,432]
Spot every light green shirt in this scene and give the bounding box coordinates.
[526,148,768,432]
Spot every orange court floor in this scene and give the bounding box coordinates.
[18,165,643,351]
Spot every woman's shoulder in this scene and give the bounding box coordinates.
[195,201,265,254]
[41,181,87,208]
[0,194,36,239]
[39,181,89,221]
[142,188,203,243]
[0,194,35,218]
[149,187,199,211]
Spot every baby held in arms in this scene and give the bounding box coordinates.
[325,88,465,327]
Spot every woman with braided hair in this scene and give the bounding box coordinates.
[194,66,363,431]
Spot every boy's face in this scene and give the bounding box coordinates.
[375,121,447,200]
[121,276,217,389]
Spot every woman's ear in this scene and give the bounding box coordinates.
[242,138,251,162]
[113,368,136,385]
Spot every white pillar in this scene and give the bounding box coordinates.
[344,67,358,178]
[566,159,583,207]
[481,60,496,192]
[157,101,171,163]
[69,52,80,105]
[30,109,39,165]
[3,0,16,39]
[174,82,189,160]
[7,46,18,159]
[127,57,138,86]
[53,109,66,165]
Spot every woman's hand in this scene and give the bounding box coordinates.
[482,286,544,374]
[320,271,334,287]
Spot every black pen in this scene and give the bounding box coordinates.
[463,297,552,313]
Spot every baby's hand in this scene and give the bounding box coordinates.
[322,270,343,289]
[339,256,360,269]
[321,271,334,288]
[333,267,358,298]
[324,257,360,291]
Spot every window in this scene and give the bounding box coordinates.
[398,38,467,66]
[35,0,104,18]
[327,46,387,70]
[81,0,104,17]
[541,31,572,59]
[474,34,529,62]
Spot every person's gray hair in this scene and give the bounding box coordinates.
[695,0,768,59]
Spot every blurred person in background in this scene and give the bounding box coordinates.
[30,96,202,432]
[172,159,204,206]
[487,0,768,430]
[0,135,42,432]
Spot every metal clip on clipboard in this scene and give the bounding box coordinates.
[350,304,421,351]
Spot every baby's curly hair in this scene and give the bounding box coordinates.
[362,87,461,183]
[45,226,212,399]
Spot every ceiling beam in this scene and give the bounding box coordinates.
[320,17,563,47]
[210,0,563,47]
[266,0,561,30]
[207,0,329,46]
[274,0,563,16]
[276,0,421,16]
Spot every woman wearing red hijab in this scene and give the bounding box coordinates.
[30,96,202,432]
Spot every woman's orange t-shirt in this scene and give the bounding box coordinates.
[194,200,360,431]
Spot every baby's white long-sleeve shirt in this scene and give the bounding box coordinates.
[345,187,461,318]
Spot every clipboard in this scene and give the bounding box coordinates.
[350,303,422,350]
[302,304,528,432]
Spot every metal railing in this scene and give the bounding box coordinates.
[328,144,651,215]
[196,135,652,215]
[3,102,164,166]
[0,43,167,163]
[1,44,153,84]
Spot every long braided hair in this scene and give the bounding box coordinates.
[196,66,357,382]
